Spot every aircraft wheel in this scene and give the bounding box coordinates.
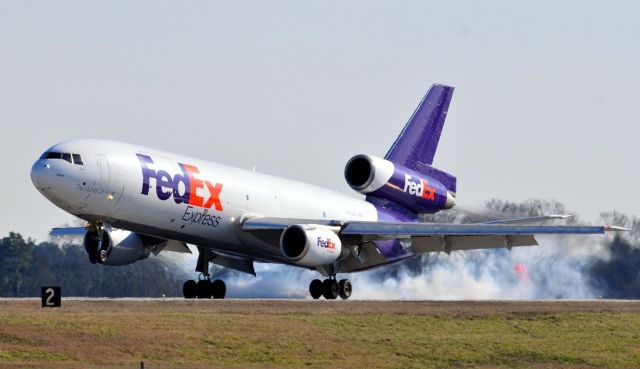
[183,280,197,299]
[322,279,339,300]
[196,280,213,299]
[212,279,226,299]
[339,279,352,300]
[309,279,323,299]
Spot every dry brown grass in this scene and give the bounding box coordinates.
[1,299,640,369]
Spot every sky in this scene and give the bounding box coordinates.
[1,1,639,242]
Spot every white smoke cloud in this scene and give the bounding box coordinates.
[162,200,637,300]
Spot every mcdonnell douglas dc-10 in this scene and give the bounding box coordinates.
[30,84,626,299]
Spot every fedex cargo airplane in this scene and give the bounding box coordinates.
[30,84,625,300]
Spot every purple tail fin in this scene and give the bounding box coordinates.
[384,84,456,194]
[385,84,454,166]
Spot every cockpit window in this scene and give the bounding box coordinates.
[41,151,84,165]
[72,154,83,165]
[45,152,62,159]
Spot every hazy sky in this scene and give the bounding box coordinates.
[1,1,639,242]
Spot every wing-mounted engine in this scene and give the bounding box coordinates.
[83,228,152,266]
[50,224,190,266]
[280,224,349,267]
[344,154,456,214]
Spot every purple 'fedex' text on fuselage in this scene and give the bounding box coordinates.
[137,154,224,211]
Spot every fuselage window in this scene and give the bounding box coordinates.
[72,154,83,165]
[62,153,72,163]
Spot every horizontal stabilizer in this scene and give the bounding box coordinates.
[50,227,86,236]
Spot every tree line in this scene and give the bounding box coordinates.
[0,232,184,297]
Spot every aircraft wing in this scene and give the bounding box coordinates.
[242,217,627,254]
[339,221,626,253]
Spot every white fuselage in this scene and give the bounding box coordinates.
[31,139,377,262]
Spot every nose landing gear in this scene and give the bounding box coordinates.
[309,276,351,300]
[84,222,111,264]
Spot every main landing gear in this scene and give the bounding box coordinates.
[183,276,226,299]
[183,247,226,299]
[309,276,352,300]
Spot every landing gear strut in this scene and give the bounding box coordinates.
[183,248,226,299]
[309,276,351,300]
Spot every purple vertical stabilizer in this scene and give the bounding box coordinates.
[385,84,454,166]
[384,84,456,194]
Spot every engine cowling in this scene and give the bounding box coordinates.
[280,225,345,267]
[344,154,456,213]
[83,229,150,266]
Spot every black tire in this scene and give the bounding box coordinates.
[309,279,323,299]
[212,279,226,299]
[322,279,339,300]
[196,280,213,299]
[339,279,352,300]
[183,280,197,299]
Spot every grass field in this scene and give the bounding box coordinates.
[1,299,640,369]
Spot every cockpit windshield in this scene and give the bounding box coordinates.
[40,151,84,165]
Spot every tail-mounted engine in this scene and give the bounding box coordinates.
[280,224,348,267]
[83,228,151,266]
[344,154,456,213]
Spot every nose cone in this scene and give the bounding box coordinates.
[30,159,51,191]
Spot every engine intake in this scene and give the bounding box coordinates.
[344,154,394,193]
[280,224,344,267]
[83,229,151,266]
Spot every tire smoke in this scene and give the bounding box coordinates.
[171,199,640,299]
